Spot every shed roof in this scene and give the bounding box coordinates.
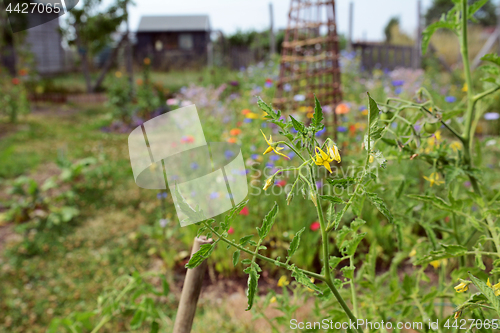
[137,15,210,32]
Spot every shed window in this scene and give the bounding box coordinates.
[179,34,194,50]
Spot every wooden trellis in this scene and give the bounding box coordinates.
[274,0,342,132]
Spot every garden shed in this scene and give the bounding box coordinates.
[135,15,211,69]
[25,13,65,75]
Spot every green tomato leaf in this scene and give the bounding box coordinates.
[257,202,279,240]
[289,265,322,294]
[185,243,215,269]
[257,97,280,120]
[366,192,393,223]
[468,273,500,314]
[233,250,241,267]
[245,266,260,310]
[312,95,324,130]
[289,115,306,135]
[319,195,344,204]
[287,227,305,260]
[239,235,253,246]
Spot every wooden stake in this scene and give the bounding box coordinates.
[173,236,213,333]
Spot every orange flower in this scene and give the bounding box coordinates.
[136,78,143,85]
[144,57,151,65]
[12,78,20,85]
[335,103,350,115]
[230,128,241,136]
[18,69,28,76]
[241,109,251,115]
[227,137,237,143]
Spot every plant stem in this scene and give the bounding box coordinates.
[309,160,363,332]
[90,315,111,333]
[349,256,359,318]
[201,221,324,281]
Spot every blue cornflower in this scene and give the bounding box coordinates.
[190,162,199,170]
[316,128,326,137]
[392,80,404,87]
[225,150,235,159]
[338,126,348,132]
[445,96,457,103]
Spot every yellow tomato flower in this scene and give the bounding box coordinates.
[454,281,471,293]
[115,71,122,78]
[261,130,290,159]
[263,177,274,191]
[277,275,289,287]
[450,141,462,152]
[487,279,500,296]
[430,258,447,269]
[369,155,374,163]
[270,296,277,303]
[423,172,444,187]
[246,112,259,119]
[409,248,417,257]
[462,83,468,92]
[312,146,340,173]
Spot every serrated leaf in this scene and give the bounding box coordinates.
[239,235,253,246]
[289,265,322,294]
[366,192,393,223]
[233,250,240,267]
[287,227,305,260]
[441,244,467,255]
[185,243,215,269]
[290,115,306,135]
[319,195,343,204]
[367,93,380,128]
[395,179,405,199]
[257,97,279,120]
[326,177,356,189]
[468,0,490,19]
[475,251,486,270]
[312,96,324,130]
[174,185,206,223]
[341,266,355,279]
[422,21,457,55]
[245,267,260,310]
[329,256,343,269]
[468,273,500,314]
[257,202,278,240]
[344,233,366,256]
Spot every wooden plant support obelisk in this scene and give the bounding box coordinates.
[173,236,213,333]
[274,0,343,138]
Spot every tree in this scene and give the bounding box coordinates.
[425,0,497,26]
[384,17,400,43]
[63,0,133,92]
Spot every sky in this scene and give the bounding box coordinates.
[123,0,436,42]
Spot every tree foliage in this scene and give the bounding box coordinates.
[425,0,497,26]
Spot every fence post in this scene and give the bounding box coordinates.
[269,2,276,56]
[347,2,354,53]
[173,236,213,333]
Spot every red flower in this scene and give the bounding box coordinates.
[275,180,287,187]
[239,206,249,216]
[12,77,20,85]
[310,221,320,231]
[228,227,234,234]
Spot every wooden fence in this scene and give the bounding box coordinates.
[352,42,420,71]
